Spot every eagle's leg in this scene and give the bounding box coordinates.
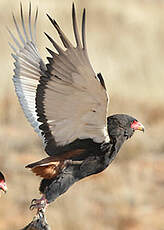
[30,195,48,213]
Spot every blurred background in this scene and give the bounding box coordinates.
[0,0,164,229]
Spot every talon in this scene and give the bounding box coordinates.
[31,198,37,205]
[29,204,35,211]
[29,195,48,214]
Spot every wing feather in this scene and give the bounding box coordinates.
[9,4,46,139]
[10,4,110,158]
[36,4,109,155]
[72,3,82,48]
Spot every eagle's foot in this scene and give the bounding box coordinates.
[30,195,48,213]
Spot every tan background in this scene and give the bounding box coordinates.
[0,0,164,229]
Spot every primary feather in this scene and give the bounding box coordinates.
[9,3,46,140]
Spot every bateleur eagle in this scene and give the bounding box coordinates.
[21,210,51,230]
[9,3,144,213]
[0,171,7,194]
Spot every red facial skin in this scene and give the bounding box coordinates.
[131,120,144,132]
[0,180,7,193]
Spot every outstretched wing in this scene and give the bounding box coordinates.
[10,4,109,158]
[9,3,46,140]
[36,4,109,155]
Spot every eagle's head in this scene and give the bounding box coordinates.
[107,114,144,140]
[0,172,7,194]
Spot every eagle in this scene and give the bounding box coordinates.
[0,171,7,194]
[9,3,144,213]
[21,210,51,230]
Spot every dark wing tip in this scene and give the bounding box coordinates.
[72,2,76,28]
[46,13,73,49]
[83,8,86,19]
[46,13,60,34]
[20,2,23,18]
[97,73,106,90]
[46,47,56,57]
[29,2,31,12]
[44,32,64,54]
[20,1,22,9]
[35,7,39,21]
[46,13,54,25]
[72,2,75,24]
[72,2,82,48]
[82,7,86,49]
[44,32,53,42]
[72,2,75,13]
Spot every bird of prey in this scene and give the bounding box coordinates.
[21,210,51,230]
[9,4,144,213]
[0,171,7,194]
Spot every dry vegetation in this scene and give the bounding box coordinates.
[0,0,164,229]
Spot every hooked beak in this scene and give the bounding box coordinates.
[0,181,8,194]
[131,121,144,132]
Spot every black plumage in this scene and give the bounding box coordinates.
[38,114,142,204]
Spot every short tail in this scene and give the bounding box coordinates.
[25,156,65,179]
